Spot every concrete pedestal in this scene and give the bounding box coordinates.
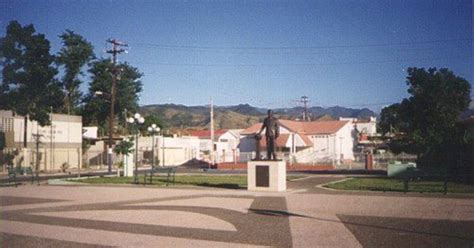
[124,154,134,177]
[247,160,286,192]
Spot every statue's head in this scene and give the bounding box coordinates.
[267,109,273,117]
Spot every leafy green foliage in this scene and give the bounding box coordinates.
[82,59,143,130]
[0,151,15,167]
[0,21,63,126]
[113,139,134,156]
[380,67,471,166]
[56,30,95,114]
[404,68,470,148]
[379,103,401,135]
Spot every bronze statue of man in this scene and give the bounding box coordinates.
[257,110,280,160]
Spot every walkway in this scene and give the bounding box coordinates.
[1,176,473,247]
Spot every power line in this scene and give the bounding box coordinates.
[9,42,469,62]
[130,38,471,51]
[129,56,462,67]
[127,45,469,56]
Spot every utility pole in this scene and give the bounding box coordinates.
[210,96,214,169]
[106,38,127,174]
[300,96,310,121]
[50,106,53,171]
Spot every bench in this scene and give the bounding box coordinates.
[144,166,176,186]
[403,167,448,194]
[7,166,18,187]
[6,166,40,186]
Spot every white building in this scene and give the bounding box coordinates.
[340,117,377,135]
[240,119,360,165]
[218,129,244,150]
[82,126,98,139]
[0,110,82,171]
[218,129,244,162]
[83,134,202,168]
[137,135,200,166]
[189,129,243,163]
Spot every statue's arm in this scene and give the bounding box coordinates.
[257,122,265,135]
[275,120,280,138]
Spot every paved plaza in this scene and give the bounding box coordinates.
[1,176,473,247]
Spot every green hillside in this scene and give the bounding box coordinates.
[139,104,377,130]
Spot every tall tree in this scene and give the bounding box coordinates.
[56,29,95,114]
[0,21,63,146]
[381,67,471,165]
[140,114,164,134]
[405,68,470,150]
[82,59,143,133]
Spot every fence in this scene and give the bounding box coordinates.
[238,151,334,165]
[1,147,82,172]
[237,151,420,170]
[83,149,148,169]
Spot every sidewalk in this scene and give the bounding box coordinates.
[1,176,473,247]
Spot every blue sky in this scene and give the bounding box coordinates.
[1,0,472,112]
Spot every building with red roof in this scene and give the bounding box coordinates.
[189,129,228,139]
[188,129,245,164]
[240,119,360,164]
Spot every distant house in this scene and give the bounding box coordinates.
[340,117,377,135]
[240,119,359,164]
[189,129,228,139]
[218,129,244,162]
[189,129,243,163]
[218,129,244,149]
[138,136,200,166]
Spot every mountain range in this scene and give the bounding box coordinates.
[140,104,378,130]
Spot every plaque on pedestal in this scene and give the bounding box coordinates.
[256,165,269,187]
[247,160,286,192]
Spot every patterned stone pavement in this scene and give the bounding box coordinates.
[1,176,474,247]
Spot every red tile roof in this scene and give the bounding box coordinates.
[241,123,263,135]
[190,129,227,138]
[242,120,348,135]
[256,133,313,148]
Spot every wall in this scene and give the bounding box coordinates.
[335,122,356,161]
[1,111,82,171]
[306,122,358,163]
[12,114,82,148]
[309,134,336,160]
[239,136,256,153]
[218,132,239,149]
[340,117,377,135]
[136,136,200,166]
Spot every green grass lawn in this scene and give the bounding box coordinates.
[75,175,304,189]
[325,177,474,194]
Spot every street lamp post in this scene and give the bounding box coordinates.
[162,133,166,167]
[94,91,114,174]
[147,124,160,169]
[127,113,144,184]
